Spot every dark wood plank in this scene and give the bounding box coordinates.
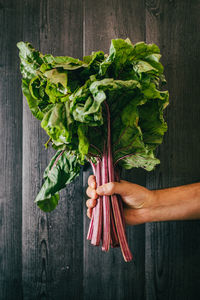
[22,1,48,298]
[0,1,23,299]
[22,1,83,299]
[83,1,146,299]
[145,0,200,299]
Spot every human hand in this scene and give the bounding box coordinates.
[86,175,155,225]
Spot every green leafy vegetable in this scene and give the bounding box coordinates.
[18,38,169,261]
[35,150,80,212]
[17,37,168,205]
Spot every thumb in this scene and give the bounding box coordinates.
[96,181,124,196]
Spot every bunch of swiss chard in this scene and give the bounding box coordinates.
[17,38,169,262]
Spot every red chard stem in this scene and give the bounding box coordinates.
[115,170,125,230]
[101,147,110,251]
[91,161,103,246]
[87,214,94,240]
[104,101,133,262]
[110,204,119,247]
[87,161,97,241]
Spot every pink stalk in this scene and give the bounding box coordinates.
[87,215,94,240]
[91,161,103,246]
[104,101,133,262]
[117,195,126,230]
[110,195,133,261]
[87,161,97,241]
[110,204,119,247]
[101,149,110,251]
[115,169,125,230]
[114,153,135,166]
[89,161,97,175]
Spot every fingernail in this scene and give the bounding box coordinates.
[91,182,96,189]
[97,186,105,194]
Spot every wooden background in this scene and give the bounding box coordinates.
[1,0,200,299]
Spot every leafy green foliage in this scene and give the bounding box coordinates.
[41,102,73,144]
[35,150,80,212]
[18,38,169,211]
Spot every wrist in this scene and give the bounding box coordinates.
[135,189,164,223]
[124,189,159,225]
[144,189,163,222]
[141,189,160,223]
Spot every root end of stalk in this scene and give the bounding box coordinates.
[102,246,110,252]
[124,255,133,262]
[91,241,101,246]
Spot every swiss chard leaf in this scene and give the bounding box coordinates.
[17,42,43,80]
[119,150,160,171]
[21,78,45,121]
[77,124,90,161]
[41,102,73,145]
[35,150,80,212]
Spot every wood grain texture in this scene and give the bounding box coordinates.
[145,0,200,299]
[22,1,49,298]
[83,1,146,299]
[1,0,200,299]
[22,0,83,299]
[0,1,23,299]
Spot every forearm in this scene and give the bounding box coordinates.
[86,176,200,225]
[147,182,200,222]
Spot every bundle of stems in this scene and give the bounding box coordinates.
[87,102,133,262]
